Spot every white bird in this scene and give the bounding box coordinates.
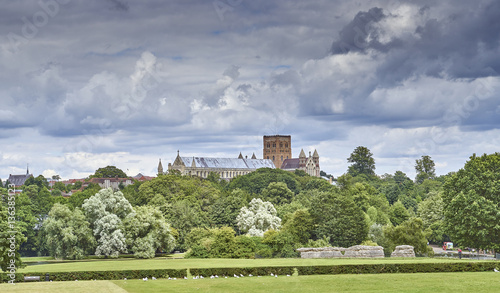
[143,277,148,281]
[494,268,499,273]
[270,273,274,276]
[225,276,228,279]
[234,274,238,278]
[215,275,219,278]
[200,276,204,279]
[248,274,253,277]
[287,274,291,277]
[124,278,127,281]
[168,277,172,280]
[210,275,214,279]
[184,276,188,280]
[152,277,157,280]
[275,275,278,278]
[75,280,78,281]
[173,278,177,280]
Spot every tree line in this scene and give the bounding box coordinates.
[1,147,499,271]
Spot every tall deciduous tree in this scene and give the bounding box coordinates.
[43,204,95,259]
[310,191,368,247]
[415,155,436,184]
[90,166,128,178]
[442,153,500,250]
[347,146,376,177]
[123,206,176,258]
[236,198,281,237]
[82,188,133,258]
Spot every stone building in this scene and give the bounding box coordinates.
[166,151,275,180]
[263,135,292,170]
[281,149,320,177]
[263,135,320,177]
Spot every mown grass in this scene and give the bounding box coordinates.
[112,272,500,293]
[19,257,484,273]
[4,272,496,293]
[0,280,127,293]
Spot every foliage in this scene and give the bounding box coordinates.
[262,229,299,258]
[281,209,314,245]
[261,182,294,205]
[417,192,447,244]
[43,204,95,260]
[384,218,431,255]
[164,201,208,251]
[0,197,27,272]
[90,166,128,178]
[82,188,134,257]
[227,168,301,195]
[389,201,410,226]
[209,189,247,231]
[236,198,281,237]
[347,146,376,177]
[442,153,500,250]
[415,155,436,184]
[123,206,176,258]
[310,191,368,247]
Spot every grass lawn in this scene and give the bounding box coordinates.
[2,272,499,293]
[19,257,488,273]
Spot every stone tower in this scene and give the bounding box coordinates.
[263,135,292,169]
[157,159,163,175]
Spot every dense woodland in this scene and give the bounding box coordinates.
[1,147,500,271]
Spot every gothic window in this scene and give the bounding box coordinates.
[281,156,283,161]
[285,143,288,148]
[267,143,270,148]
[273,156,275,161]
[272,143,276,147]
[267,156,269,159]
[280,142,283,148]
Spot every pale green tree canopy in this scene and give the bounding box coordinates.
[236,198,281,237]
[347,146,376,177]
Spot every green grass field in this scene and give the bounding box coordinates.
[1,272,499,293]
[19,257,484,273]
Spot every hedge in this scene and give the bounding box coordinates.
[189,266,296,277]
[296,262,499,275]
[2,262,498,283]
[1,268,187,283]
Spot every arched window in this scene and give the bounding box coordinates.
[281,156,283,161]
[272,156,275,161]
[280,142,283,148]
[267,143,270,148]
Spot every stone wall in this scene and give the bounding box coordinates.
[297,245,384,259]
[391,245,415,257]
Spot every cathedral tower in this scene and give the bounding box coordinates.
[263,135,292,169]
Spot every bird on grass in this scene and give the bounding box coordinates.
[494,268,499,273]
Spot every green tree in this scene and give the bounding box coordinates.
[90,166,128,178]
[347,146,376,177]
[417,192,447,244]
[310,191,368,247]
[123,206,176,258]
[415,155,436,184]
[442,153,500,251]
[261,182,294,205]
[389,201,410,226]
[384,218,431,255]
[209,189,247,231]
[281,209,314,244]
[227,168,301,195]
[0,195,27,272]
[43,204,95,259]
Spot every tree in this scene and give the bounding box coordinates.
[123,206,176,258]
[384,218,431,255]
[415,155,436,184]
[209,189,247,231]
[52,175,61,181]
[442,153,500,251]
[281,209,314,244]
[0,196,27,272]
[261,182,294,205]
[347,146,375,177]
[43,204,95,259]
[82,188,133,258]
[417,192,447,244]
[236,198,281,237]
[310,191,368,247]
[90,166,128,178]
[389,201,410,226]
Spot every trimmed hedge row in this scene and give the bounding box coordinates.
[189,266,295,277]
[296,262,499,275]
[1,269,187,283]
[2,262,498,283]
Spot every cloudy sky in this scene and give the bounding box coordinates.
[1,0,499,181]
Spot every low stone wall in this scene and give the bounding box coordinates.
[391,245,415,257]
[297,245,384,258]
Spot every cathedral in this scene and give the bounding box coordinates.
[164,135,320,179]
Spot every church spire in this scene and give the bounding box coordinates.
[157,159,163,175]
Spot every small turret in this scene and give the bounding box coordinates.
[158,159,163,175]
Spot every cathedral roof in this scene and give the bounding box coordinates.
[178,157,275,169]
[281,158,300,170]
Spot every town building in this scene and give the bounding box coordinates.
[166,151,275,180]
[8,166,33,192]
